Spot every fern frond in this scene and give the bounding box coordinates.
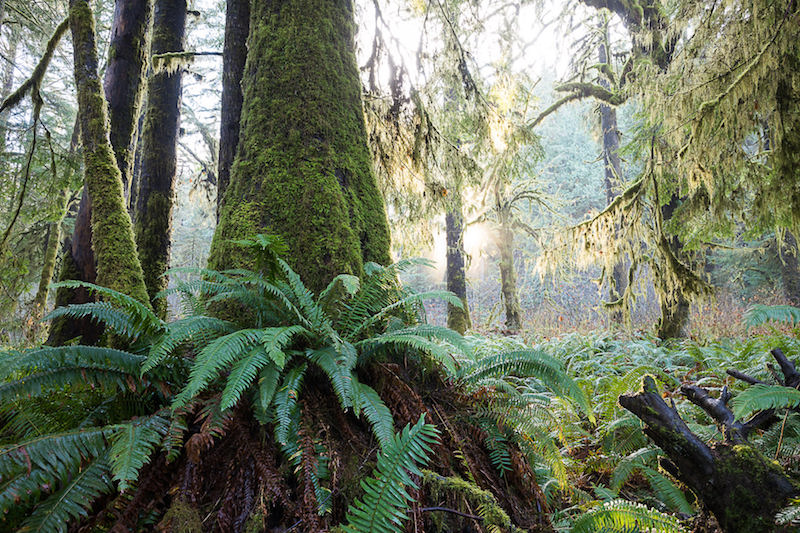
[571,499,685,533]
[172,329,265,409]
[274,364,306,445]
[318,274,360,311]
[640,466,693,515]
[744,304,800,329]
[610,447,660,491]
[354,381,395,446]
[18,457,114,533]
[342,414,439,533]
[47,280,164,339]
[108,414,170,491]
[731,384,800,419]
[348,290,462,340]
[143,316,234,374]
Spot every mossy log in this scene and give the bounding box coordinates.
[619,366,798,533]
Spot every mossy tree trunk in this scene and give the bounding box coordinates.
[216,0,249,221]
[779,231,800,306]
[67,0,150,304]
[445,201,471,334]
[134,0,186,317]
[208,0,391,292]
[51,0,152,344]
[497,205,522,333]
[598,39,626,325]
[655,194,690,339]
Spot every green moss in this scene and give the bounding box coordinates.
[134,191,172,318]
[421,470,526,533]
[208,0,391,293]
[69,0,151,308]
[160,499,203,533]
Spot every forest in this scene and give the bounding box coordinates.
[0,0,799,531]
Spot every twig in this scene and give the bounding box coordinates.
[420,506,484,521]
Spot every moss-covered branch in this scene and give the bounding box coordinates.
[0,17,68,114]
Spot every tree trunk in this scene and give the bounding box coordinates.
[620,371,797,533]
[445,202,471,334]
[216,0,249,221]
[598,39,626,325]
[655,194,690,339]
[50,0,152,344]
[67,0,150,304]
[497,209,522,333]
[134,0,186,317]
[104,0,152,200]
[779,232,800,306]
[208,0,391,292]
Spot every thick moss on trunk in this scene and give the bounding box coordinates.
[656,194,690,339]
[216,0,249,220]
[52,0,152,343]
[209,0,391,292]
[134,0,186,317]
[68,0,150,305]
[497,209,522,333]
[445,205,471,334]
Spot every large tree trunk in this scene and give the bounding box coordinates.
[208,0,391,291]
[216,0,249,221]
[445,202,471,334]
[67,0,150,303]
[134,0,186,317]
[598,39,626,325]
[50,0,152,344]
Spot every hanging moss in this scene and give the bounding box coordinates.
[69,0,150,306]
[208,0,391,293]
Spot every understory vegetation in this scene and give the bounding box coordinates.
[0,235,798,531]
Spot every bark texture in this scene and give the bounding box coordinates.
[67,0,150,304]
[134,0,186,317]
[216,0,249,220]
[208,0,392,292]
[445,204,471,334]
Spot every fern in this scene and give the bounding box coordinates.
[744,304,800,329]
[341,414,439,533]
[731,384,800,419]
[18,457,114,533]
[108,414,170,491]
[571,499,685,533]
[354,381,395,446]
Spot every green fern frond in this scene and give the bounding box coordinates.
[274,364,306,445]
[462,350,592,419]
[354,381,395,446]
[357,333,458,374]
[731,384,800,419]
[306,347,355,409]
[143,316,235,374]
[172,329,265,409]
[318,274,360,311]
[47,280,164,339]
[571,499,685,533]
[0,346,146,402]
[744,305,800,329]
[18,457,114,533]
[341,414,439,533]
[610,447,660,491]
[253,363,281,424]
[776,497,800,526]
[348,290,462,340]
[108,414,170,491]
[640,466,693,515]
